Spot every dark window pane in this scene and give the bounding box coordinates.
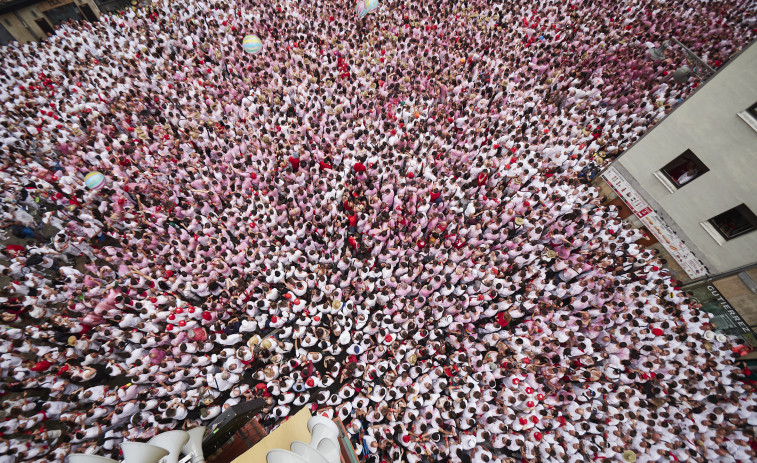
[44,4,83,27]
[748,101,757,119]
[0,23,14,47]
[709,205,757,240]
[660,149,709,188]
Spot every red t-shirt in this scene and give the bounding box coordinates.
[5,244,25,253]
[430,191,441,202]
[477,172,488,186]
[31,360,53,372]
[348,213,357,227]
[353,162,366,172]
[288,156,300,171]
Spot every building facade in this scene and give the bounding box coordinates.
[0,0,104,45]
[598,40,757,344]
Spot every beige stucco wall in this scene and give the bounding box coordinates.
[1,8,42,42]
[0,0,101,43]
[231,408,313,463]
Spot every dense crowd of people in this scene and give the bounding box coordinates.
[1,0,757,461]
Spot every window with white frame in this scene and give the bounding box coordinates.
[707,204,757,241]
[657,149,709,189]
